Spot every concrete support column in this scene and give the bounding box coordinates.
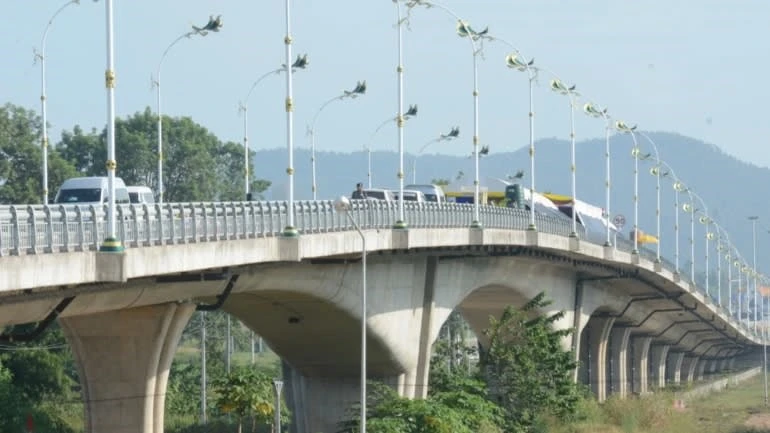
[632,336,652,395]
[718,357,729,372]
[666,351,685,385]
[609,326,632,398]
[649,344,669,390]
[728,357,736,371]
[697,358,708,380]
[587,316,616,401]
[682,356,700,383]
[60,302,194,433]
[283,363,405,433]
[407,256,438,400]
[708,359,719,373]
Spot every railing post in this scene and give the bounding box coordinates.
[230,202,238,240]
[142,204,151,247]
[211,203,220,241]
[130,204,138,247]
[27,205,38,254]
[43,205,54,253]
[167,203,176,245]
[59,205,70,253]
[178,203,187,244]
[200,203,208,242]
[155,203,164,246]
[248,201,257,238]
[90,205,99,251]
[116,205,126,247]
[10,206,20,256]
[189,203,197,243]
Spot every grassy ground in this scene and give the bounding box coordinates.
[547,374,770,433]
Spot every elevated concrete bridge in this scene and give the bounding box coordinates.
[0,200,762,433]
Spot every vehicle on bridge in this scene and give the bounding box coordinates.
[54,176,129,205]
[404,184,446,203]
[126,186,155,205]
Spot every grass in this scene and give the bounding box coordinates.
[544,374,770,433]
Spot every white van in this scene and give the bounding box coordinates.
[127,186,155,204]
[404,184,446,203]
[54,177,130,206]
[363,188,395,202]
[393,189,427,203]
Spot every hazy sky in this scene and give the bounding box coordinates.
[3,1,769,167]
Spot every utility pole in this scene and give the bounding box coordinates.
[200,312,207,423]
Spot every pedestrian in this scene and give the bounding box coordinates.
[351,182,367,199]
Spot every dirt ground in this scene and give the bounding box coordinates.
[744,413,770,430]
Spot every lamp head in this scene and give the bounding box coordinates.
[682,203,693,213]
[505,54,534,71]
[583,102,607,118]
[456,20,488,40]
[291,54,310,70]
[615,120,637,132]
[550,79,576,95]
[334,195,351,213]
[344,80,367,98]
[441,126,460,140]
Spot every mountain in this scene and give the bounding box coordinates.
[252,132,769,275]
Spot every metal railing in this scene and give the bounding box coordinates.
[0,200,580,256]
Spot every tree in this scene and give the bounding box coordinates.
[212,367,288,433]
[56,108,271,202]
[482,293,581,433]
[57,125,104,177]
[0,103,75,204]
[0,323,80,433]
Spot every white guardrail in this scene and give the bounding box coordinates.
[0,201,580,256]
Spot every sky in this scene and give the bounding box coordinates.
[3,0,770,168]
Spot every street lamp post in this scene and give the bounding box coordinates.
[505,53,537,230]
[283,0,298,237]
[550,79,580,237]
[364,105,417,189]
[714,223,728,308]
[308,81,367,200]
[584,103,612,246]
[686,191,711,296]
[393,0,409,229]
[615,121,640,254]
[272,379,284,433]
[485,35,537,230]
[411,127,459,184]
[750,216,759,332]
[405,0,488,228]
[239,55,308,200]
[98,0,123,253]
[639,132,664,262]
[35,0,80,205]
[153,15,222,204]
[671,173,686,275]
[334,196,367,433]
[682,191,697,284]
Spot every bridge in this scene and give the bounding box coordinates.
[0,200,763,433]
